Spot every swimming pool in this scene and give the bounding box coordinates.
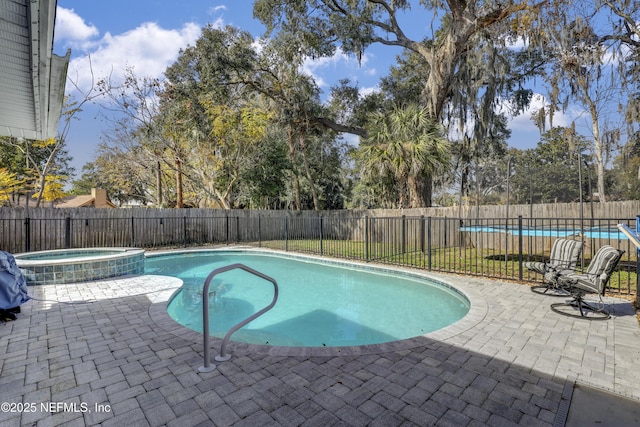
[460,226,628,239]
[146,250,470,348]
[460,226,580,237]
[583,227,627,240]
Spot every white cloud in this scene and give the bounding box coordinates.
[55,7,99,42]
[208,5,227,14]
[301,48,374,88]
[505,93,574,132]
[66,22,202,94]
[205,5,227,31]
[359,86,379,97]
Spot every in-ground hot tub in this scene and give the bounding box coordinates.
[14,247,145,285]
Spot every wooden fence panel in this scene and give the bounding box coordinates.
[2,201,639,256]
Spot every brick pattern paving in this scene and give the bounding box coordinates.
[1,267,639,426]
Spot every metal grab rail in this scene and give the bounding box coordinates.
[198,263,278,373]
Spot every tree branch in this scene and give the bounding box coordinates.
[312,117,368,138]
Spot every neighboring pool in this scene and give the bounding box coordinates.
[460,226,580,237]
[146,251,470,348]
[583,227,627,240]
[460,226,629,240]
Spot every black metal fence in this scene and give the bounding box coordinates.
[1,214,637,295]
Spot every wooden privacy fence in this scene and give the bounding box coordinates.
[0,209,637,296]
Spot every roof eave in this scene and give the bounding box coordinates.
[32,0,69,140]
[0,0,69,140]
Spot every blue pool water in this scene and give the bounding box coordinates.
[460,226,628,239]
[583,228,627,240]
[145,251,470,347]
[460,226,580,237]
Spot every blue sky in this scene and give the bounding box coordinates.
[53,1,566,178]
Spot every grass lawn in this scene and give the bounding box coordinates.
[257,239,637,296]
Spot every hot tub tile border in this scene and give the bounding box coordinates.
[17,248,145,286]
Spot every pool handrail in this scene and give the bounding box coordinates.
[618,223,640,249]
[198,263,279,373]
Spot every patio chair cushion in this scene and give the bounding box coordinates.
[524,238,583,276]
[550,245,624,319]
[556,245,624,295]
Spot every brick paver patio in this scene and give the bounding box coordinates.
[1,252,639,426]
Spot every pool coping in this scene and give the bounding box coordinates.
[14,247,145,266]
[147,246,488,357]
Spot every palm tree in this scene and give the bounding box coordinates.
[358,104,450,208]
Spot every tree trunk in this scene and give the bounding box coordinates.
[421,34,464,120]
[397,188,407,209]
[414,21,475,208]
[407,175,420,208]
[416,2,530,121]
[175,158,184,208]
[291,173,302,210]
[299,135,321,211]
[34,175,45,208]
[213,188,230,209]
[417,173,433,208]
[287,127,302,210]
[156,161,163,207]
[588,100,607,203]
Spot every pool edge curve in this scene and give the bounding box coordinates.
[147,247,488,357]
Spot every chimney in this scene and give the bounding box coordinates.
[91,188,108,208]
